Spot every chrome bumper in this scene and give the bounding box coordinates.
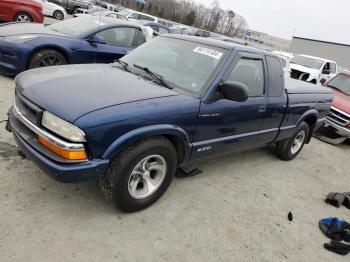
[12,101,85,152]
[326,119,350,138]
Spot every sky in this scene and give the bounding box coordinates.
[194,0,350,43]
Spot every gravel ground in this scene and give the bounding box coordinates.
[1,16,350,262]
[1,74,350,262]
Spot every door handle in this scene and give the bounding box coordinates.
[258,105,266,113]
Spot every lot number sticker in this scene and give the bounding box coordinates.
[193,46,223,59]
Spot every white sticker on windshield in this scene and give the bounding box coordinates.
[193,46,223,59]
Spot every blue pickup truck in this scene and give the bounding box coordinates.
[7,35,333,212]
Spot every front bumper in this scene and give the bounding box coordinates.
[8,107,109,183]
[325,119,350,138]
[0,38,31,75]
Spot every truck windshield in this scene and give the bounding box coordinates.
[327,74,350,95]
[119,37,227,94]
[290,55,324,69]
[47,18,101,37]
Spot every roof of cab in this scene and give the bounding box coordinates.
[163,34,277,56]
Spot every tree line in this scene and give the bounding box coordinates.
[108,0,248,37]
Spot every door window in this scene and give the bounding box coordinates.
[96,27,137,46]
[130,13,139,19]
[227,56,265,97]
[330,63,337,73]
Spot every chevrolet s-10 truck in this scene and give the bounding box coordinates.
[6,35,333,212]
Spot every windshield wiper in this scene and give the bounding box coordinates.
[133,64,173,89]
[113,59,130,72]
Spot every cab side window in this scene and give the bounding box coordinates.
[227,56,265,97]
[96,27,137,46]
[266,56,284,97]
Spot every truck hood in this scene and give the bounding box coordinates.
[15,64,180,122]
[290,64,319,75]
[330,88,350,114]
[0,23,65,37]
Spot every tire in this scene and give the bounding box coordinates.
[28,49,67,69]
[53,10,64,20]
[273,122,309,161]
[14,12,32,22]
[72,7,80,14]
[100,137,177,212]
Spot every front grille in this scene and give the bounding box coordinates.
[327,107,350,126]
[14,89,43,126]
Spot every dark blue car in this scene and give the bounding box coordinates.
[0,16,151,75]
[7,35,333,212]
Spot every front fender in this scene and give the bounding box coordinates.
[101,124,192,161]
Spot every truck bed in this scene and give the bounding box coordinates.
[285,78,332,94]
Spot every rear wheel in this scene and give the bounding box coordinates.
[273,122,309,161]
[14,12,32,22]
[53,10,64,20]
[28,49,67,69]
[72,7,80,14]
[100,137,177,212]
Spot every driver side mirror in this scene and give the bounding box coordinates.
[219,81,249,102]
[88,35,106,45]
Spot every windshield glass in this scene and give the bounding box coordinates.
[47,18,101,37]
[289,55,324,69]
[327,74,350,95]
[120,37,227,94]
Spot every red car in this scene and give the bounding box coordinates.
[324,71,350,142]
[0,0,43,23]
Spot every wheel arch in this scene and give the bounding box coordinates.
[296,110,318,143]
[26,46,70,69]
[101,125,192,165]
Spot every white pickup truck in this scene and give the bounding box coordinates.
[289,54,337,84]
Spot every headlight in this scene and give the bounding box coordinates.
[4,35,37,43]
[42,111,86,142]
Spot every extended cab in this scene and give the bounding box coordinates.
[290,54,337,84]
[7,35,333,212]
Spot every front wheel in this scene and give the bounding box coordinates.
[273,122,309,161]
[14,12,32,22]
[100,137,177,212]
[28,49,67,69]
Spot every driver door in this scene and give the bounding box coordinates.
[94,27,143,63]
[192,52,268,159]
